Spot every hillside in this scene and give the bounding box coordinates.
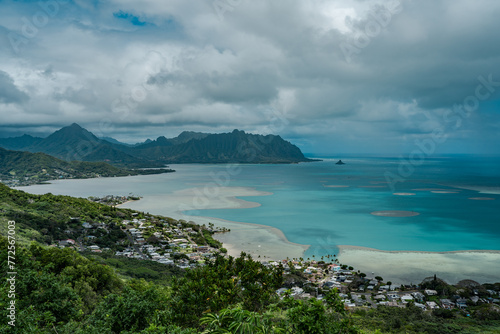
[0,124,315,166]
[0,134,42,150]
[0,147,174,186]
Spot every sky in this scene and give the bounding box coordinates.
[0,0,499,155]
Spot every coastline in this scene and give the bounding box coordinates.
[194,215,309,261]
[114,199,140,207]
[118,185,311,260]
[19,175,500,285]
[120,184,500,284]
[337,245,500,285]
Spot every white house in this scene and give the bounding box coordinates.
[425,289,438,296]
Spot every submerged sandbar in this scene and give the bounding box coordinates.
[371,210,420,217]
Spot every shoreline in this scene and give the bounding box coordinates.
[118,185,311,260]
[337,244,500,254]
[114,199,140,207]
[193,214,310,260]
[17,176,500,285]
[120,185,500,283]
[337,245,500,285]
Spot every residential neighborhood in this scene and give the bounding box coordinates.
[56,207,226,270]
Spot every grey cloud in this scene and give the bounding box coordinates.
[0,71,29,104]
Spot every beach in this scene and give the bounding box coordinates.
[337,245,500,285]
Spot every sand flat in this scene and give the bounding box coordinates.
[371,210,420,217]
[469,197,495,200]
[323,185,350,188]
[337,245,500,284]
[119,185,309,260]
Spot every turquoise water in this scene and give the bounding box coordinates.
[183,156,500,257]
[18,156,500,257]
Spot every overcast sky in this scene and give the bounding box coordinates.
[1,0,499,155]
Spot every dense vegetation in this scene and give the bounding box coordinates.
[0,236,357,333]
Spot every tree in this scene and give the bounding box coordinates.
[387,281,392,290]
[168,253,283,328]
[375,276,383,282]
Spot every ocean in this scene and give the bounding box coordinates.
[17,155,500,259]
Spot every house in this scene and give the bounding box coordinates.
[456,298,468,309]
[159,258,174,265]
[412,292,425,302]
[440,299,455,310]
[88,245,100,250]
[401,294,414,302]
[58,239,76,247]
[426,301,439,309]
[328,264,341,272]
[82,222,92,229]
[276,288,289,297]
[173,238,188,244]
[344,301,356,308]
[388,293,400,301]
[414,302,427,310]
[425,289,438,296]
[291,287,304,296]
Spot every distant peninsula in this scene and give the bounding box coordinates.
[0,147,173,187]
[0,124,316,166]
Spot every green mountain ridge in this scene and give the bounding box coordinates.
[0,124,315,166]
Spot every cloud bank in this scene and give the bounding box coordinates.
[0,0,499,154]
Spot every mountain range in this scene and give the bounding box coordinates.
[0,124,314,166]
